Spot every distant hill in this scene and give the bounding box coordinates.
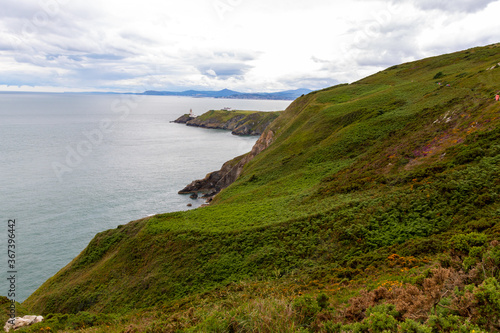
[142,88,312,100]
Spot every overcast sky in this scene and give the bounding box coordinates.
[1,0,499,93]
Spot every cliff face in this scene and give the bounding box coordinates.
[178,129,275,196]
[174,110,281,136]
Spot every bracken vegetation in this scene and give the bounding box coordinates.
[6,43,500,332]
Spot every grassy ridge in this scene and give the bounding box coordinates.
[193,110,271,122]
[185,109,282,135]
[21,43,500,332]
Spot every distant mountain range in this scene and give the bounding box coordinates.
[141,88,312,100]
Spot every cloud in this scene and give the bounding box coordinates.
[213,51,258,62]
[197,63,252,79]
[1,0,500,92]
[0,1,42,19]
[337,6,427,71]
[280,75,341,91]
[120,31,157,45]
[205,69,217,77]
[407,0,497,13]
[85,54,126,61]
[186,49,258,79]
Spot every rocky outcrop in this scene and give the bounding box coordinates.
[174,110,281,136]
[4,316,43,332]
[172,114,195,124]
[178,154,246,195]
[178,129,275,199]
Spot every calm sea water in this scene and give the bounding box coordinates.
[0,93,291,302]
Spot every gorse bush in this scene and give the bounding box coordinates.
[450,232,488,254]
[293,295,321,326]
[468,277,500,330]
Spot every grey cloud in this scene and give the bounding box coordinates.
[422,34,500,58]
[0,2,259,90]
[355,49,413,68]
[86,54,126,61]
[45,54,125,62]
[68,55,83,62]
[0,37,17,51]
[185,49,260,63]
[342,14,425,68]
[213,51,258,62]
[73,67,137,81]
[0,1,42,19]
[17,49,130,76]
[311,56,330,64]
[197,63,252,78]
[354,34,420,67]
[120,32,157,45]
[0,0,98,20]
[188,49,258,79]
[395,0,497,12]
[0,67,57,87]
[46,53,83,62]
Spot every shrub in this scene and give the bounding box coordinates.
[398,318,432,333]
[449,232,488,254]
[470,277,500,330]
[317,293,330,310]
[462,245,486,271]
[433,72,444,79]
[426,314,467,332]
[454,147,485,165]
[366,303,399,319]
[341,311,399,333]
[466,218,496,232]
[323,321,342,333]
[482,242,500,278]
[293,295,321,326]
[363,311,398,333]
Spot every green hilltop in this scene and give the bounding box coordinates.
[175,109,282,136]
[16,43,500,332]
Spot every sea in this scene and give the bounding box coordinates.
[0,93,291,302]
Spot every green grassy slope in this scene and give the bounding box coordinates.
[22,44,500,332]
[185,109,282,135]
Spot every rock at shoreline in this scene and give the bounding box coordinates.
[179,129,275,199]
[172,114,195,124]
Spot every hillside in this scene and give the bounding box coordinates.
[19,44,500,332]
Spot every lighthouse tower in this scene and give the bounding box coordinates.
[189,109,194,117]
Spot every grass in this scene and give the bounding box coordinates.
[187,109,282,135]
[194,110,270,122]
[16,43,500,332]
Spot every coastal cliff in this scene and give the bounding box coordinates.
[173,109,281,135]
[178,129,275,197]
